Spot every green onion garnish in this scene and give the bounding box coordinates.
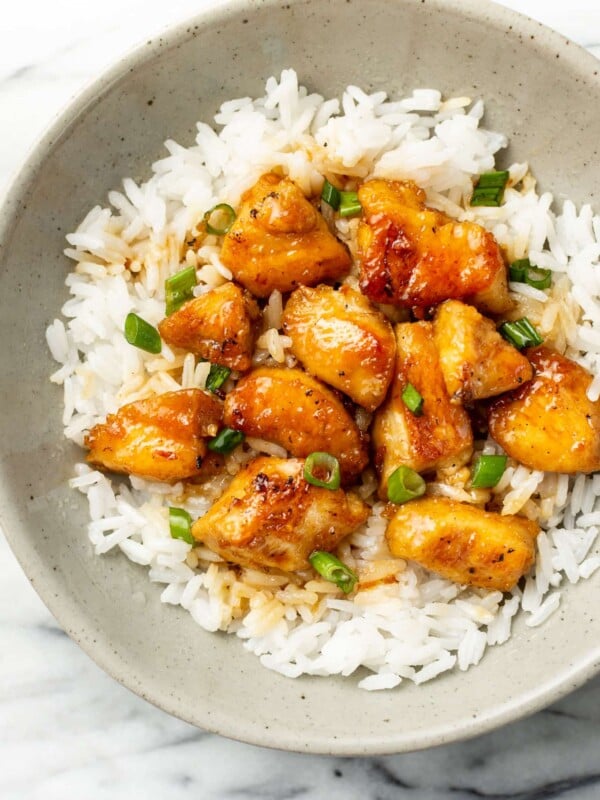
[339,191,362,217]
[169,506,194,545]
[205,364,231,393]
[303,452,341,491]
[471,171,509,207]
[165,265,197,316]
[208,427,245,454]
[401,383,424,416]
[203,203,236,235]
[509,258,552,290]
[321,179,341,210]
[500,317,543,349]
[387,466,426,505]
[124,312,162,354]
[470,454,508,489]
[308,551,358,594]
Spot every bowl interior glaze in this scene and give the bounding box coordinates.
[1,0,599,755]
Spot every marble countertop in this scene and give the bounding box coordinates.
[1,1,600,797]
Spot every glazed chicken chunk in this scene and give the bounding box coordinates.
[281,284,396,411]
[191,456,369,572]
[372,321,473,496]
[489,346,600,473]
[158,282,260,371]
[85,389,223,482]
[357,179,512,314]
[223,367,368,481]
[386,496,540,591]
[219,172,351,297]
[433,299,533,403]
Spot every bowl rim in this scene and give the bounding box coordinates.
[1,0,600,755]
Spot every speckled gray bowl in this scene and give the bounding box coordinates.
[1,0,599,755]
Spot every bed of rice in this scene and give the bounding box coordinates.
[46,70,600,690]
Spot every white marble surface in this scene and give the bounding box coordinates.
[1,0,600,797]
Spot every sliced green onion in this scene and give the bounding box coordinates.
[401,383,424,416]
[339,191,362,217]
[470,454,508,489]
[205,364,231,393]
[387,466,426,505]
[124,312,162,354]
[303,452,341,490]
[321,179,341,210]
[169,506,194,545]
[308,551,358,594]
[509,258,552,290]
[500,317,544,349]
[471,170,509,207]
[203,203,236,235]
[208,427,245,454]
[165,265,197,315]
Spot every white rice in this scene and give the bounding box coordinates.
[49,70,600,688]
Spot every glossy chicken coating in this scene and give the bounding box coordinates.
[281,284,396,411]
[85,389,223,482]
[386,496,539,591]
[372,321,473,496]
[223,367,368,480]
[219,173,351,297]
[356,179,512,314]
[158,282,260,371]
[433,300,533,403]
[489,347,600,473]
[191,456,369,572]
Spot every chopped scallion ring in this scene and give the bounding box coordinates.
[124,312,162,354]
[470,170,509,207]
[500,317,543,349]
[321,179,341,210]
[165,265,197,315]
[208,427,245,454]
[303,452,341,490]
[509,258,552,290]
[339,191,362,217]
[387,466,426,505]
[205,364,231,393]
[401,383,424,416]
[308,551,358,594]
[169,506,194,545]
[203,203,236,235]
[470,454,507,489]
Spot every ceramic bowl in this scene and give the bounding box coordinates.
[1,0,599,755]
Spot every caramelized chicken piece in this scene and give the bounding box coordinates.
[357,179,512,314]
[433,300,533,403]
[158,282,260,371]
[372,321,473,497]
[85,389,223,482]
[191,456,369,572]
[220,173,351,297]
[489,346,600,473]
[386,496,539,591]
[281,284,396,411]
[223,367,368,481]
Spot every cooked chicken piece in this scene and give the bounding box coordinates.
[488,346,600,473]
[357,179,512,314]
[433,299,533,403]
[223,367,368,480]
[219,173,351,297]
[85,389,223,482]
[386,496,539,591]
[372,321,473,497]
[281,284,396,411]
[158,282,260,371]
[191,456,369,572]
